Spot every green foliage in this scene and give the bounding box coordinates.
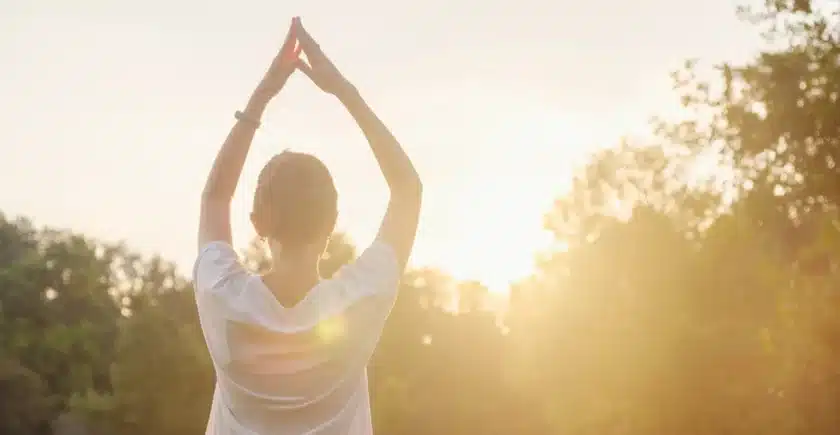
[0,358,55,435]
[2,2,840,434]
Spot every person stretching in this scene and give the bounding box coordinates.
[193,17,422,435]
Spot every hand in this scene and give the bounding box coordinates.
[252,18,303,103]
[293,18,354,97]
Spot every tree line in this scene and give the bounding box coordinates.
[2,1,838,434]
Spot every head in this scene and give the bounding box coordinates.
[250,151,337,261]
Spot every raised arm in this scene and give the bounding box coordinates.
[198,20,302,250]
[294,19,422,270]
[338,88,423,271]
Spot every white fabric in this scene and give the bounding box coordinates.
[193,240,400,435]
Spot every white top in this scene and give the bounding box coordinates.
[192,240,400,435]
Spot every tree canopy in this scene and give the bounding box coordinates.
[2,1,839,434]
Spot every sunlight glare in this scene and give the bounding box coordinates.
[438,112,599,294]
[316,315,347,344]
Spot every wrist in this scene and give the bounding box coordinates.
[244,91,271,118]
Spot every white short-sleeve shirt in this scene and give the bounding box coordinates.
[192,240,400,435]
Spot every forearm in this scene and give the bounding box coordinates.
[337,87,421,193]
[202,91,272,201]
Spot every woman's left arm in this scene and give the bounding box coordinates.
[198,18,302,250]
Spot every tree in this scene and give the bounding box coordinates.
[0,358,55,435]
[556,1,839,240]
[0,214,125,432]
[7,5,840,434]
[510,2,840,433]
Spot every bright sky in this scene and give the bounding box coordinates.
[1,0,761,292]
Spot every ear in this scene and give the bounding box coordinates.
[250,212,265,238]
[316,212,337,245]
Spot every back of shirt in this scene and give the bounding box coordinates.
[192,240,400,435]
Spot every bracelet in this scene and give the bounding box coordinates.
[234,110,261,128]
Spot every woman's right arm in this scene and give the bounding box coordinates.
[336,87,422,271]
[294,19,422,271]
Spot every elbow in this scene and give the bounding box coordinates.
[409,172,423,199]
[402,168,423,194]
[385,165,422,200]
[413,178,423,198]
[394,177,422,201]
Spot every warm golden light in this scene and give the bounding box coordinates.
[316,315,347,344]
[7,2,839,435]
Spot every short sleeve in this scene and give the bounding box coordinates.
[331,239,401,301]
[193,241,249,294]
[193,241,251,366]
[324,240,402,367]
[192,241,268,326]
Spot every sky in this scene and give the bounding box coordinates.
[0,0,763,291]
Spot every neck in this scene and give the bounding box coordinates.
[262,243,321,307]
[267,240,322,281]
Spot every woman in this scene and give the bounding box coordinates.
[193,17,422,435]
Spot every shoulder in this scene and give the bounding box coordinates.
[330,239,401,299]
[193,240,251,293]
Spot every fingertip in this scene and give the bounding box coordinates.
[296,17,308,34]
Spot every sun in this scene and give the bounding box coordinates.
[434,111,594,294]
[442,180,557,295]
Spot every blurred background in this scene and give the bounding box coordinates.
[1,0,839,434]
